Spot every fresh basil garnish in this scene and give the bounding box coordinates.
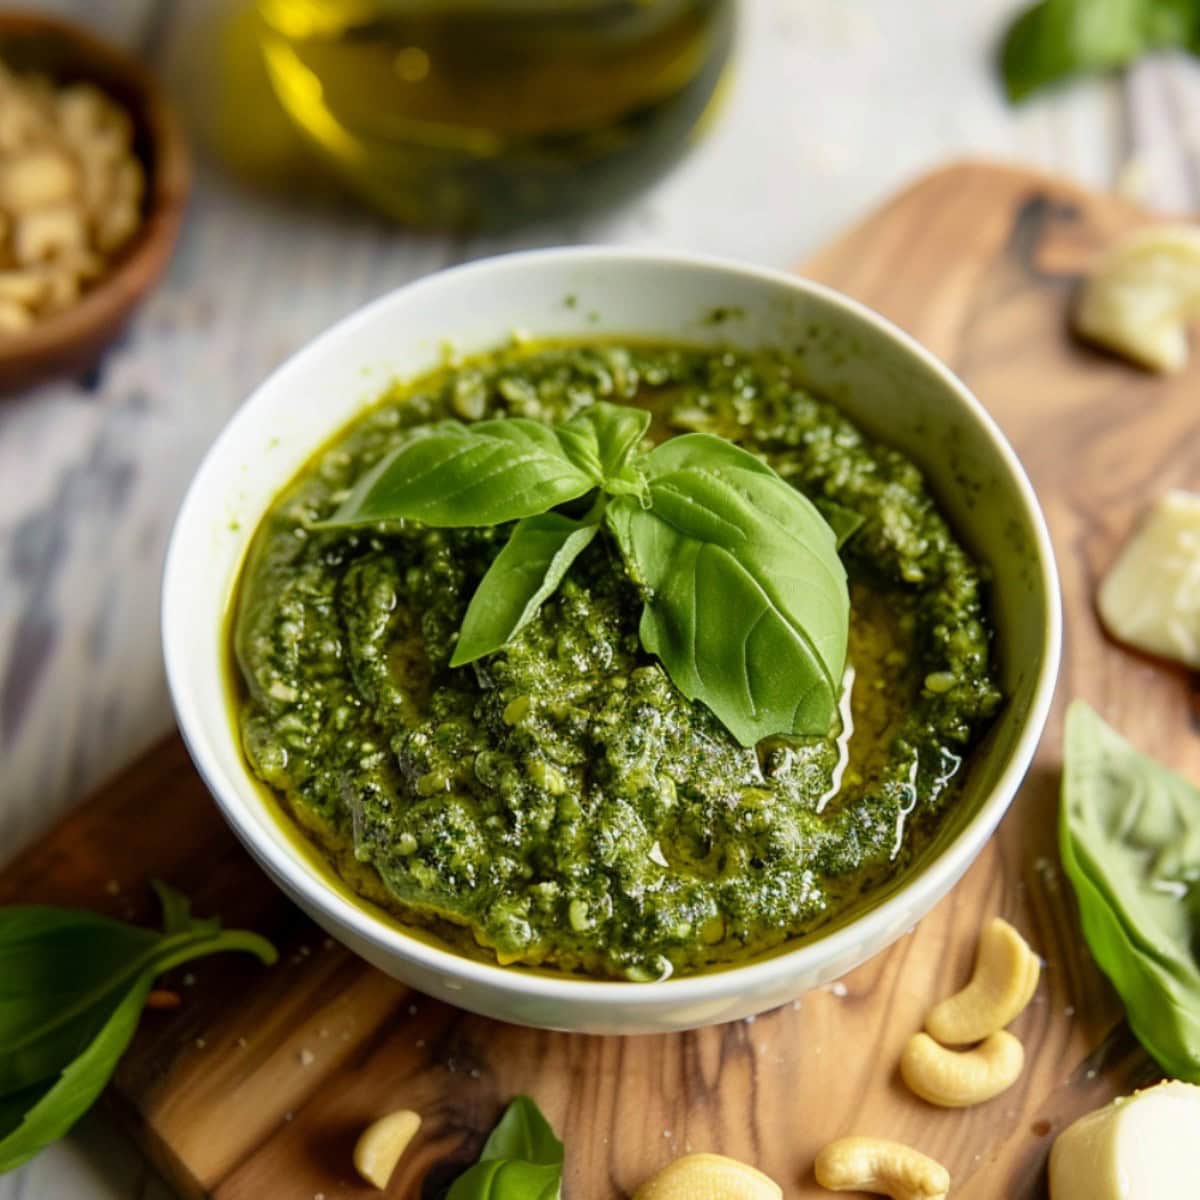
[324,419,598,529]
[323,403,657,531]
[607,433,849,745]
[446,1095,563,1200]
[1000,0,1200,103]
[814,499,865,548]
[452,511,601,667]
[554,401,651,486]
[1061,702,1200,1082]
[326,401,851,745]
[0,883,276,1173]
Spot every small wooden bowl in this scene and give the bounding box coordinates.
[0,12,190,392]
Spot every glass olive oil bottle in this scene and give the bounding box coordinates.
[255,0,735,228]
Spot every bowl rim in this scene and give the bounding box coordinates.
[163,245,1062,1006]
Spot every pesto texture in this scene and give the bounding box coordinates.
[234,343,1002,979]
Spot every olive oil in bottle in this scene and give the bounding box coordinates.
[255,0,735,228]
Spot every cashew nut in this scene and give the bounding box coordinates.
[814,1137,949,1200]
[634,1152,783,1200]
[352,1108,421,1190]
[1073,223,1200,373]
[900,1030,1024,1108]
[925,917,1040,1045]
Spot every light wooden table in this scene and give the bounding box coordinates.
[2,1,1198,1196]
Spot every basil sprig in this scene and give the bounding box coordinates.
[1061,702,1200,1082]
[0,883,276,1173]
[1001,0,1200,102]
[324,402,851,745]
[446,1095,563,1200]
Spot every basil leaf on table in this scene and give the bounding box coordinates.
[447,1161,561,1200]
[1060,701,1200,1082]
[323,418,599,529]
[1000,0,1200,103]
[606,432,849,745]
[0,908,161,1097]
[0,976,156,1174]
[446,1095,564,1200]
[476,1094,563,1164]
[451,512,601,667]
[0,882,276,1173]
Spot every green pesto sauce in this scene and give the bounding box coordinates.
[233,342,1002,981]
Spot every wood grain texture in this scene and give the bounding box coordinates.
[3,161,1198,1199]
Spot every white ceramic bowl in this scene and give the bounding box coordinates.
[163,248,1060,1034]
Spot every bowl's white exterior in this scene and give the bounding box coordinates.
[162,248,1060,1035]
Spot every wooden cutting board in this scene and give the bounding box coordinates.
[4,161,1197,1199]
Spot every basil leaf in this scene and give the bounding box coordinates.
[446,1096,563,1200]
[477,1094,563,1165]
[323,419,598,529]
[607,433,849,745]
[324,400,852,746]
[153,879,218,937]
[0,884,276,1173]
[814,500,864,548]
[0,909,162,1097]
[1000,0,1200,103]
[1061,702,1200,1082]
[446,1160,561,1200]
[0,973,155,1173]
[450,513,600,667]
[562,402,651,484]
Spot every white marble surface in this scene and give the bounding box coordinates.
[2,1,1198,1195]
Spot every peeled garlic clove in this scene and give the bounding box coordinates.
[353,1109,421,1190]
[1049,1080,1200,1199]
[1074,224,1200,373]
[1098,490,1200,669]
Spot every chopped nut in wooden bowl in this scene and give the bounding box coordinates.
[0,13,189,391]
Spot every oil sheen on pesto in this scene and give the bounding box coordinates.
[234,342,1002,980]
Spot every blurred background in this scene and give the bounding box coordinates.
[1,1,1198,1193]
